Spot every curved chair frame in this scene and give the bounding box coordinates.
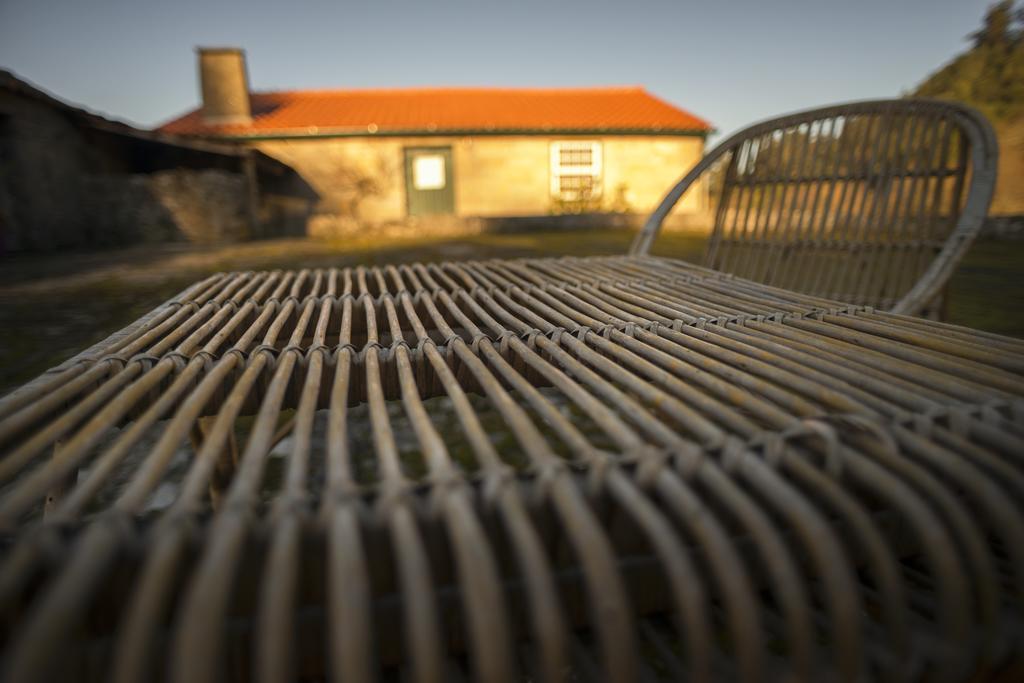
[631,99,998,315]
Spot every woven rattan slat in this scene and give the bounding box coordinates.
[1,253,1022,682]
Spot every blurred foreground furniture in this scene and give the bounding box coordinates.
[2,259,1023,683]
[633,99,998,316]
[0,100,1021,683]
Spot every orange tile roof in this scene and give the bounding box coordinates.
[158,86,711,137]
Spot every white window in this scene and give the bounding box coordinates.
[550,141,602,200]
[412,154,446,190]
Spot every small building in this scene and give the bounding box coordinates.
[0,69,315,253]
[159,48,713,236]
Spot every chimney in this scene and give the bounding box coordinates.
[197,47,252,126]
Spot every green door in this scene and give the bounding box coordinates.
[405,147,454,216]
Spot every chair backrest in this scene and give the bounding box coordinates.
[631,100,998,315]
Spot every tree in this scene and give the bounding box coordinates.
[915,1,1024,121]
[915,2,1024,214]
[970,1,1015,48]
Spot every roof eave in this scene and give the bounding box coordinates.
[171,126,713,141]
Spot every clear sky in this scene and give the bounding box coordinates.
[0,0,992,141]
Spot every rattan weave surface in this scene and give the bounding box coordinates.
[1,254,1023,682]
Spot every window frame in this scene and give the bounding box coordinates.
[549,140,603,201]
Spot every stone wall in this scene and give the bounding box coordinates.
[1,86,310,253]
[0,90,100,251]
[254,134,708,225]
[82,169,250,246]
[80,175,180,245]
[147,169,250,243]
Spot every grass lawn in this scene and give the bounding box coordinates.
[1,229,1021,395]
[945,239,1024,338]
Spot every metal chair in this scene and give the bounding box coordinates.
[632,99,998,315]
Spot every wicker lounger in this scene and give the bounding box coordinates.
[0,100,1021,683]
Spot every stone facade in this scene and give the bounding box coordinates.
[158,48,713,240]
[254,134,708,228]
[82,169,251,246]
[0,71,316,253]
[0,89,99,251]
[0,93,251,249]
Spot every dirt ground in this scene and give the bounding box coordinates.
[1,229,1022,395]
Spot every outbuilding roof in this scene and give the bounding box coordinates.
[0,69,313,195]
[158,86,712,138]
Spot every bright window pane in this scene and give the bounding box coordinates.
[413,155,446,190]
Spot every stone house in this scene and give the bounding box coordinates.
[159,48,713,237]
[0,70,315,253]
